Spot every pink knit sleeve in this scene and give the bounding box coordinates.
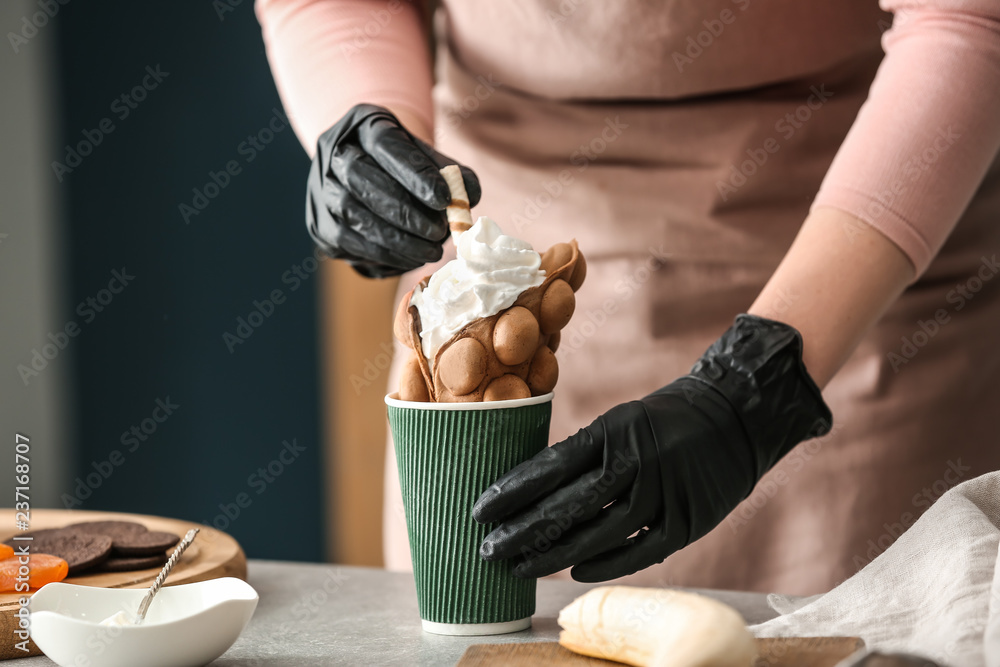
[812,0,1000,276]
[255,0,433,156]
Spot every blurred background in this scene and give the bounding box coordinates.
[0,0,392,565]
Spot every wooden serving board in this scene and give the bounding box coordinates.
[0,508,247,660]
[458,637,864,667]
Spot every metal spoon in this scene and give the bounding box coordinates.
[134,528,200,624]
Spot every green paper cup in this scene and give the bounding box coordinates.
[385,391,553,636]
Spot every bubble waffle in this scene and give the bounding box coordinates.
[394,239,586,402]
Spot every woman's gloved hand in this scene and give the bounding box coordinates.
[306,104,481,278]
[473,314,832,582]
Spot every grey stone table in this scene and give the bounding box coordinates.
[10,560,779,666]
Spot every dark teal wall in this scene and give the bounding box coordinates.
[54,1,325,561]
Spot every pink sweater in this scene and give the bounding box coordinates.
[256,0,1000,276]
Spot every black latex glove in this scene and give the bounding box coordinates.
[306,104,481,278]
[473,314,832,582]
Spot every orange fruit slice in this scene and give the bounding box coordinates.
[0,553,69,592]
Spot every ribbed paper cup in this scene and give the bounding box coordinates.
[385,391,553,636]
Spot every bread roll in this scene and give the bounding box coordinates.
[558,586,756,667]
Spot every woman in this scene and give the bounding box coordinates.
[257,0,1000,594]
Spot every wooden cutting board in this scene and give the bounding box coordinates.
[0,508,246,660]
[458,637,864,666]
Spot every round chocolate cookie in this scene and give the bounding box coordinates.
[4,527,68,542]
[112,531,179,556]
[66,520,145,540]
[93,552,168,573]
[4,529,112,574]
[67,521,180,556]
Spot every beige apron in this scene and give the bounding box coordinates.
[383,1,1000,595]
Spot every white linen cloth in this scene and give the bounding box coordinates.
[749,472,1000,667]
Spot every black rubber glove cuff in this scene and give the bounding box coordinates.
[686,314,833,480]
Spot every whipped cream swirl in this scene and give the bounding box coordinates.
[411,216,544,362]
